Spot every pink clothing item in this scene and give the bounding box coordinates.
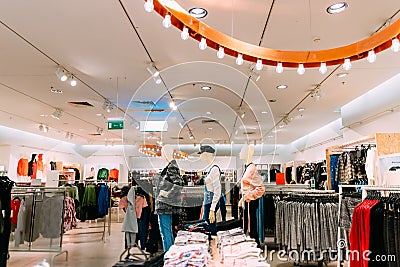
[241,163,265,202]
[118,196,128,210]
[135,195,148,219]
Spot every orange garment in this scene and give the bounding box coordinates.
[109,168,119,180]
[31,162,37,179]
[17,158,29,176]
[37,154,44,171]
[135,195,148,219]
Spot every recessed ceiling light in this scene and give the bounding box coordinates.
[208,127,213,130]
[40,114,48,117]
[276,84,288,90]
[268,135,274,138]
[327,2,348,14]
[206,111,212,115]
[261,111,268,114]
[96,113,103,116]
[50,87,62,94]
[189,7,208,19]
[336,72,348,78]
[298,108,305,112]
[201,85,212,91]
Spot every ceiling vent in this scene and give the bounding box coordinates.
[67,101,94,108]
[144,109,165,112]
[243,131,255,135]
[170,137,184,140]
[88,133,102,136]
[202,119,218,124]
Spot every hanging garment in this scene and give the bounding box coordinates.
[122,187,138,236]
[0,176,15,267]
[37,154,44,171]
[28,154,37,177]
[97,184,109,217]
[64,196,77,232]
[39,195,64,238]
[97,168,109,180]
[135,195,148,219]
[10,198,21,232]
[241,163,265,202]
[81,184,98,220]
[109,168,119,181]
[17,158,29,176]
[14,199,26,247]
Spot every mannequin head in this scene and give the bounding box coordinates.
[161,144,174,162]
[198,145,215,166]
[239,145,254,164]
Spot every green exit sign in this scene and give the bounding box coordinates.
[108,120,124,130]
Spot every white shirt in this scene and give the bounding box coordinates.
[205,166,221,211]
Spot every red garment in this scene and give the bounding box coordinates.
[10,199,21,225]
[109,168,119,181]
[349,199,379,267]
[30,162,37,179]
[135,195,148,219]
[17,158,29,176]
[63,196,77,232]
[37,154,44,171]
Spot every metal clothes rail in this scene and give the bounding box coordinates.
[9,187,68,267]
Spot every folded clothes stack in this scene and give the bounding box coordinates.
[163,243,210,267]
[164,231,211,267]
[217,228,270,267]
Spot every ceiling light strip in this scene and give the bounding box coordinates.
[147,0,400,68]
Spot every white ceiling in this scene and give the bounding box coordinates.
[0,0,399,148]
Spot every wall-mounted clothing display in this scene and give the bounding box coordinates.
[17,158,28,177]
[97,168,109,180]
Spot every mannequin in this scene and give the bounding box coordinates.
[154,144,183,252]
[199,145,224,234]
[240,145,265,246]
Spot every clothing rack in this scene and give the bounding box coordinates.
[64,182,111,243]
[263,184,310,195]
[9,187,68,267]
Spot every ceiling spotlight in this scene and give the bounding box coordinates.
[201,85,211,91]
[189,133,194,140]
[297,63,305,75]
[154,76,162,84]
[241,112,245,119]
[189,7,208,19]
[199,37,207,50]
[103,99,114,113]
[55,67,68,82]
[327,2,348,14]
[342,58,351,71]
[255,59,263,71]
[319,62,327,74]
[162,14,172,28]
[276,62,284,74]
[391,38,400,52]
[51,108,62,120]
[261,111,268,114]
[367,50,376,63]
[236,53,244,65]
[39,124,49,133]
[69,75,77,87]
[311,89,322,101]
[50,87,62,94]
[181,27,189,40]
[217,46,225,59]
[146,63,159,77]
[144,0,154,12]
[298,108,305,112]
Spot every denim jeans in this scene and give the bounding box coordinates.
[137,207,149,250]
[158,214,174,252]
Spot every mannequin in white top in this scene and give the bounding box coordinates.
[199,145,221,224]
[239,145,265,246]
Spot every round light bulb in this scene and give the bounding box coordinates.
[367,50,376,63]
[236,54,243,65]
[162,14,171,28]
[297,63,305,75]
[276,62,283,74]
[391,38,400,52]
[217,47,225,59]
[199,38,207,50]
[319,62,327,74]
[255,59,263,71]
[144,0,154,12]
[169,100,175,108]
[155,77,162,84]
[342,58,351,71]
[181,27,189,40]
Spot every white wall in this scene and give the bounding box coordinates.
[0,145,11,171]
